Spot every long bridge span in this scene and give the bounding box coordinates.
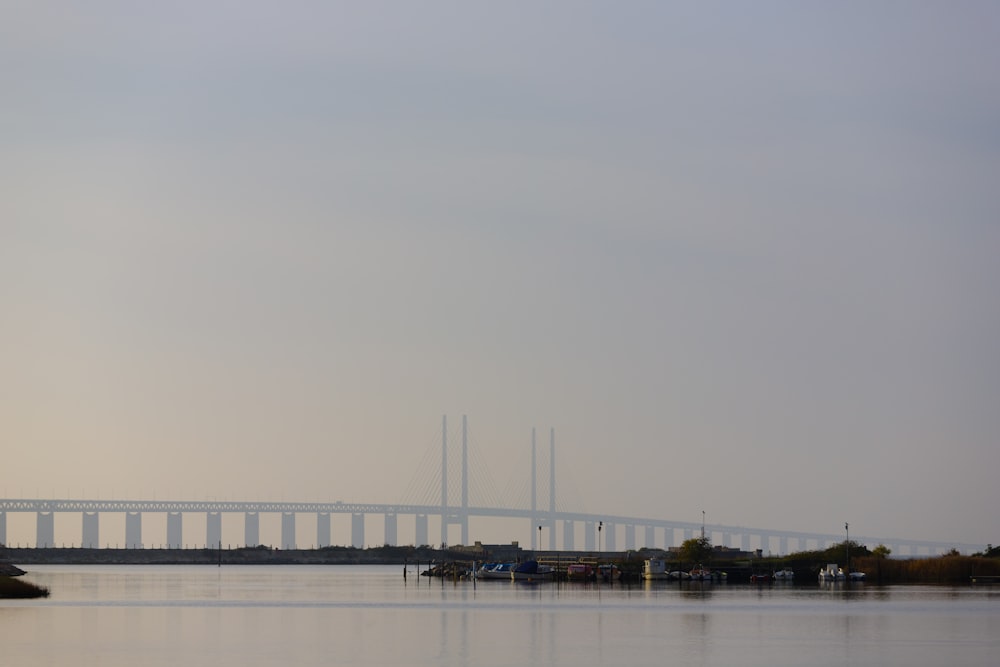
[0,498,974,557]
[0,418,979,556]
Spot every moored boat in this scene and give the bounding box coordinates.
[772,569,794,580]
[476,562,515,580]
[818,564,846,581]
[565,563,595,581]
[511,560,554,581]
[642,558,670,581]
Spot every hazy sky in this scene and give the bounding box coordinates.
[3,1,998,550]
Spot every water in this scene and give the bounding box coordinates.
[2,565,998,666]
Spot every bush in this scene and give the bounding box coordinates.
[0,576,50,599]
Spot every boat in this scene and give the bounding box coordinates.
[772,569,795,580]
[511,560,554,581]
[848,571,866,582]
[688,566,714,581]
[818,563,846,581]
[565,563,595,581]
[750,573,771,583]
[642,558,670,581]
[597,564,620,582]
[475,562,515,580]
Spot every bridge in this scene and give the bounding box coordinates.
[0,417,979,556]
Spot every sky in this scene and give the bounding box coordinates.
[2,1,998,551]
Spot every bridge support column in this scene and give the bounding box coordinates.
[563,520,575,551]
[645,525,655,549]
[281,512,296,549]
[384,514,397,547]
[167,512,182,549]
[584,521,595,551]
[244,512,259,547]
[682,528,693,542]
[207,512,222,549]
[0,511,5,547]
[317,513,330,548]
[605,522,616,552]
[415,514,428,547]
[741,532,750,552]
[760,533,771,554]
[37,512,54,548]
[82,511,99,548]
[351,513,364,549]
[125,511,142,548]
[625,524,636,550]
[779,536,788,555]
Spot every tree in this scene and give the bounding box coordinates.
[872,544,892,558]
[679,536,712,564]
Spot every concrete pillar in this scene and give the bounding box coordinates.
[281,512,296,549]
[125,511,142,548]
[0,511,5,547]
[244,512,259,547]
[384,514,397,547]
[760,533,771,554]
[317,512,331,548]
[167,512,182,549]
[415,514,428,547]
[563,520,575,551]
[645,525,656,549]
[37,512,55,548]
[82,512,99,548]
[605,522,616,552]
[584,521,595,551]
[682,528,693,542]
[625,524,636,550]
[206,512,222,549]
[351,513,365,548]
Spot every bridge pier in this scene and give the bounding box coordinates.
[125,511,142,548]
[384,514,397,547]
[645,525,655,549]
[317,512,330,548]
[0,511,5,546]
[584,521,596,550]
[207,512,222,549]
[82,511,99,548]
[605,522,616,551]
[167,512,182,549]
[779,536,788,555]
[625,524,636,550]
[351,513,364,548]
[415,514,428,547]
[245,512,259,547]
[563,520,575,551]
[281,512,296,549]
[37,512,54,548]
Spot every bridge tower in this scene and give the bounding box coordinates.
[530,427,557,550]
[440,414,470,547]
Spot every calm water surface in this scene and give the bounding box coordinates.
[2,564,998,666]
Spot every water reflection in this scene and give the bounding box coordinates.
[4,566,999,667]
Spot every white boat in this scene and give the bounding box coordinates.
[475,562,515,580]
[643,558,670,580]
[772,569,795,580]
[848,571,866,581]
[818,563,846,581]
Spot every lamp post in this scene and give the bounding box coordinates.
[538,525,542,553]
[845,522,850,575]
[598,521,603,553]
